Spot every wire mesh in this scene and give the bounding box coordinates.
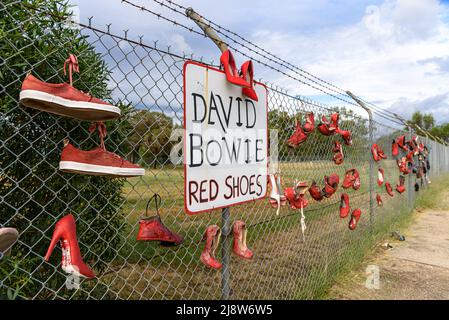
[1,0,449,300]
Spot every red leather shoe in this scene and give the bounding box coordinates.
[309,180,324,201]
[396,175,406,194]
[332,141,344,165]
[406,151,414,163]
[371,144,380,161]
[284,181,309,209]
[329,113,339,132]
[220,50,250,87]
[232,220,253,260]
[59,122,145,177]
[396,157,409,175]
[338,129,352,146]
[44,214,95,279]
[396,135,408,151]
[268,173,287,216]
[349,209,362,230]
[20,55,120,121]
[376,194,383,206]
[392,139,399,157]
[303,112,315,134]
[323,174,339,198]
[377,167,384,186]
[287,120,308,147]
[200,225,222,269]
[136,194,183,246]
[240,61,258,101]
[342,168,360,190]
[340,193,350,218]
[385,182,394,197]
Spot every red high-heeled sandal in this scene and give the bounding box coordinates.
[200,225,222,269]
[232,220,253,260]
[220,50,250,87]
[240,60,258,101]
[44,214,95,279]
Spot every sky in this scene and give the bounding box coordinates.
[71,0,449,125]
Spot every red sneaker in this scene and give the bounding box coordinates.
[303,112,315,134]
[309,180,324,201]
[287,120,308,147]
[385,182,394,197]
[59,122,145,177]
[20,55,120,121]
[340,193,350,218]
[377,168,384,186]
[332,141,344,165]
[136,194,183,246]
[376,194,383,206]
[349,209,362,230]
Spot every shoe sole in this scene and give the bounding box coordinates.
[59,161,145,177]
[20,90,121,121]
[0,228,19,254]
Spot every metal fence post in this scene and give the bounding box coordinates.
[346,92,374,231]
[221,207,231,300]
[407,128,414,207]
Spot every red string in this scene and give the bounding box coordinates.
[63,54,79,86]
[89,122,107,149]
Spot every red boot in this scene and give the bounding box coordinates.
[332,141,344,165]
[392,139,399,157]
[136,194,183,246]
[232,220,253,260]
[303,112,315,134]
[340,193,350,218]
[200,225,222,269]
[377,167,384,186]
[349,209,362,230]
[309,180,324,201]
[287,120,308,148]
[385,182,394,197]
[44,214,95,279]
[376,194,383,206]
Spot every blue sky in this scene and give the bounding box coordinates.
[71,0,449,124]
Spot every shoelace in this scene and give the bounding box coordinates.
[89,121,107,149]
[64,54,80,86]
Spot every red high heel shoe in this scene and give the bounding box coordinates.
[284,181,309,209]
[392,139,399,157]
[200,225,222,269]
[349,209,362,230]
[220,50,250,87]
[377,167,384,186]
[309,180,324,201]
[232,220,253,260]
[329,113,339,132]
[323,174,339,198]
[396,135,408,151]
[337,129,352,146]
[136,194,183,246]
[317,123,332,136]
[268,173,287,216]
[396,175,406,194]
[332,141,344,165]
[342,168,360,190]
[287,120,308,147]
[371,144,381,162]
[376,194,383,206]
[340,193,350,218]
[240,61,258,101]
[385,182,394,197]
[303,112,315,134]
[44,214,95,279]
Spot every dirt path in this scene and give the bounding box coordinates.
[327,202,449,299]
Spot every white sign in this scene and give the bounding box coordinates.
[183,61,268,215]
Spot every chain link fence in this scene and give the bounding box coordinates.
[2,0,449,300]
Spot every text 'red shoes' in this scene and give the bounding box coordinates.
[376,194,383,206]
[240,60,258,101]
[342,168,360,190]
[20,55,121,121]
[232,220,253,260]
[377,168,384,186]
[136,194,183,246]
[385,182,394,197]
[349,209,362,230]
[0,227,19,258]
[332,141,344,165]
[59,122,145,177]
[309,180,324,201]
[44,214,95,279]
[287,120,308,148]
[340,193,350,218]
[200,225,222,269]
[220,50,250,87]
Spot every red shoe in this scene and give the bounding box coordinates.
[378,145,387,160]
[59,122,145,177]
[332,141,344,165]
[396,157,409,175]
[284,181,309,209]
[44,214,95,279]
[268,173,287,216]
[349,209,362,230]
[377,168,384,186]
[338,129,352,146]
[376,194,383,206]
[20,55,120,121]
[303,112,315,134]
[329,113,340,132]
[287,120,308,147]
[406,151,414,163]
[309,180,324,201]
[396,135,408,151]
[385,182,394,197]
[317,123,332,136]
[396,175,406,194]
[232,220,253,260]
[392,139,399,157]
[136,194,183,246]
[220,50,250,87]
[342,168,360,190]
[200,225,222,269]
[240,60,258,101]
[340,193,350,218]
[323,174,339,198]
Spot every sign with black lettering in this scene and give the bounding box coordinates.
[183,61,268,214]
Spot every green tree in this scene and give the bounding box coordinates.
[411,111,424,128]
[422,113,435,130]
[1,0,131,298]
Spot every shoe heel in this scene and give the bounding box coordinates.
[44,225,62,261]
